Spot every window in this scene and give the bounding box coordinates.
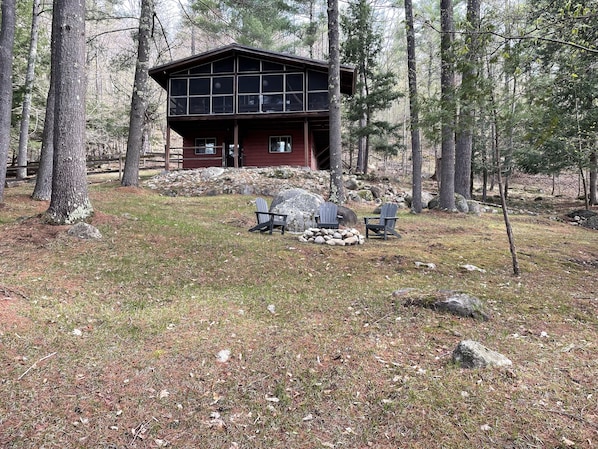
[238,56,260,72]
[308,92,328,110]
[262,75,283,92]
[212,77,233,94]
[286,73,303,92]
[170,78,188,96]
[195,138,217,155]
[307,70,329,111]
[269,136,292,153]
[212,96,233,113]
[213,57,234,73]
[307,70,328,90]
[189,78,210,95]
[169,97,187,115]
[189,97,210,114]
[262,61,284,72]
[238,95,260,113]
[238,75,260,93]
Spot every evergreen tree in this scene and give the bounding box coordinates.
[518,0,598,205]
[0,0,16,204]
[190,0,299,50]
[45,0,93,224]
[122,0,154,187]
[341,0,401,174]
[404,0,423,213]
[328,0,344,203]
[439,0,456,210]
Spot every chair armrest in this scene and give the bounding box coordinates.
[363,216,379,224]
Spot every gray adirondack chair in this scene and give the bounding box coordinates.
[364,203,400,239]
[248,197,287,234]
[315,202,340,229]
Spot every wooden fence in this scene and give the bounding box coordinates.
[4,153,180,181]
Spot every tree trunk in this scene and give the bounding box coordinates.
[590,150,597,206]
[0,0,16,204]
[439,0,455,210]
[16,0,42,180]
[45,0,93,224]
[404,0,422,213]
[327,0,344,203]
[32,3,58,201]
[356,72,367,174]
[454,0,479,200]
[122,0,154,187]
[32,76,56,201]
[489,83,519,275]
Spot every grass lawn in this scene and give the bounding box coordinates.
[1,177,596,448]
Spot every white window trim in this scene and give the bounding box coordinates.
[269,136,292,153]
[195,137,217,155]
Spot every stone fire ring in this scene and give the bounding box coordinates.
[298,228,365,246]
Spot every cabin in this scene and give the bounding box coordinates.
[149,44,356,170]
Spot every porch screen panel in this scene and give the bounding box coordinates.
[212,77,234,114]
[238,75,260,113]
[307,71,328,111]
[169,78,188,115]
[285,73,303,111]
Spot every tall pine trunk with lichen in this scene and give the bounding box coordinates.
[45,0,93,224]
[327,0,344,203]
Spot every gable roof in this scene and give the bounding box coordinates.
[149,43,356,95]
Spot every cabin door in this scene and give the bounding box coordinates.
[225,142,243,168]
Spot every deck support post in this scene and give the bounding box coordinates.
[165,124,171,171]
[234,120,239,168]
[304,119,309,168]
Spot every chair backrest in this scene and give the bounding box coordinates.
[255,198,270,224]
[319,202,339,225]
[380,203,398,227]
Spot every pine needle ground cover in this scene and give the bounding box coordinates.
[0,181,596,449]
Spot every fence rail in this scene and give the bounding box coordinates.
[4,153,177,181]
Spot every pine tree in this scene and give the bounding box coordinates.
[122,0,154,187]
[45,0,93,224]
[341,0,401,174]
[0,0,16,204]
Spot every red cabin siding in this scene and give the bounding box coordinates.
[181,123,318,169]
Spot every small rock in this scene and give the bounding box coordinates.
[452,340,512,369]
[216,349,231,363]
[67,223,102,240]
[415,261,436,270]
[459,264,486,273]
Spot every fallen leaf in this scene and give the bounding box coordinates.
[159,389,169,399]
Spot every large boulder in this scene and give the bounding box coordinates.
[270,188,324,232]
[405,191,436,209]
[433,292,489,321]
[338,205,358,226]
[428,193,469,212]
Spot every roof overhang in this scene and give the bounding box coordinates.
[149,43,357,96]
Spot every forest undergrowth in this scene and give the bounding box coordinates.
[0,176,596,449]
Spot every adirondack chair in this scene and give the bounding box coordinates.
[248,197,288,235]
[315,202,340,229]
[364,203,401,239]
